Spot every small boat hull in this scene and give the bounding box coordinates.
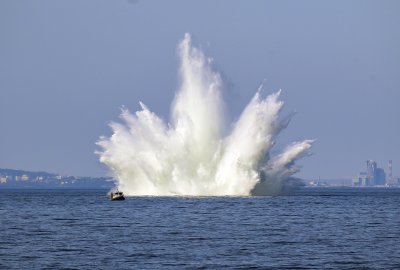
[110,197,125,201]
[110,195,125,201]
[109,191,125,201]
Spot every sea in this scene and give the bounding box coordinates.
[0,188,399,269]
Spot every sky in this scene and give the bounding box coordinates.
[0,0,399,179]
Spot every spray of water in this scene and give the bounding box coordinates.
[96,33,313,196]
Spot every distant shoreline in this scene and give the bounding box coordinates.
[303,185,400,189]
[0,168,114,189]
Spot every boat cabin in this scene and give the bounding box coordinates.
[109,190,125,201]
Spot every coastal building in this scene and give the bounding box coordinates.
[0,176,7,184]
[35,176,44,182]
[374,168,386,185]
[386,160,396,186]
[353,160,386,186]
[366,160,377,182]
[352,172,369,186]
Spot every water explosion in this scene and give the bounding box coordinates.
[97,33,313,196]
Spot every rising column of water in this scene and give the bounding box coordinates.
[96,33,313,196]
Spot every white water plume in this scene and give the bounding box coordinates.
[96,33,313,196]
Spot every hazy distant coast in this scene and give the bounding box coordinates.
[0,168,113,189]
[1,167,399,190]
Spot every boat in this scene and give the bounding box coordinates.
[109,190,125,201]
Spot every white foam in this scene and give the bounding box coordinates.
[96,33,313,196]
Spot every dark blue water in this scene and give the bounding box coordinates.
[1,188,399,269]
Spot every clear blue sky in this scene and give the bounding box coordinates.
[1,0,399,179]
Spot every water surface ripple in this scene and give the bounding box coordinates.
[0,188,399,269]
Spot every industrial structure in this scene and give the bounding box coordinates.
[387,160,394,185]
[352,160,390,186]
